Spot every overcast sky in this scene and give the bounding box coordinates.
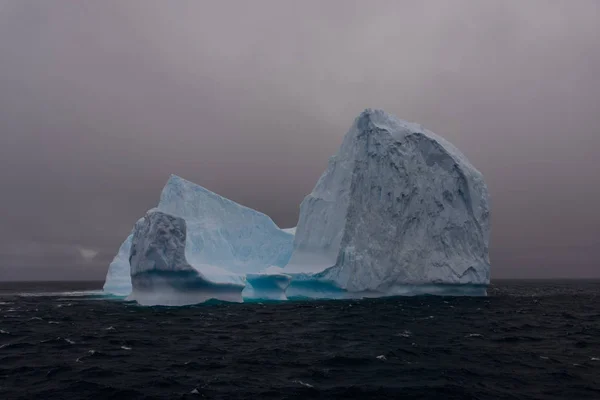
[1,0,599,281]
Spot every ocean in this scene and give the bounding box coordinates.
[0,280,598,399]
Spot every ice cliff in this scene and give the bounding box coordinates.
[286,109,490,297]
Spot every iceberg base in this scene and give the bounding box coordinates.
[129,271,244,306]
[287,275,488,299]
[380,283,488,297]
[285,276,349,299]
[243,273,292,300]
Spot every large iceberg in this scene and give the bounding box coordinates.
[285,109,490,297]
[104,108,491,304]
[105,175,295,304]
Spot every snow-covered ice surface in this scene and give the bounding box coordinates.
[285,109,490,297]
[157,175,294,275]
[282,227,297,235]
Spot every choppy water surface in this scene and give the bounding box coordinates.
[0,280,599,399]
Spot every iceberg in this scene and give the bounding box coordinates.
[285,109,490,297]
[107,175,295,305]
[104,108,491,304]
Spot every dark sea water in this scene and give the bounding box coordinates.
[0,280,599,400]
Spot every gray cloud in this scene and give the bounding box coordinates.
[0,0,598,280]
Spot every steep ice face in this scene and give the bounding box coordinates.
[284,130,359,273]
[103,233,134,296]
[287,109,490,294]
[157,175,294,274]
[129,210,246,306]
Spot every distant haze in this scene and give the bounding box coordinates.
[0,1,599,280]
